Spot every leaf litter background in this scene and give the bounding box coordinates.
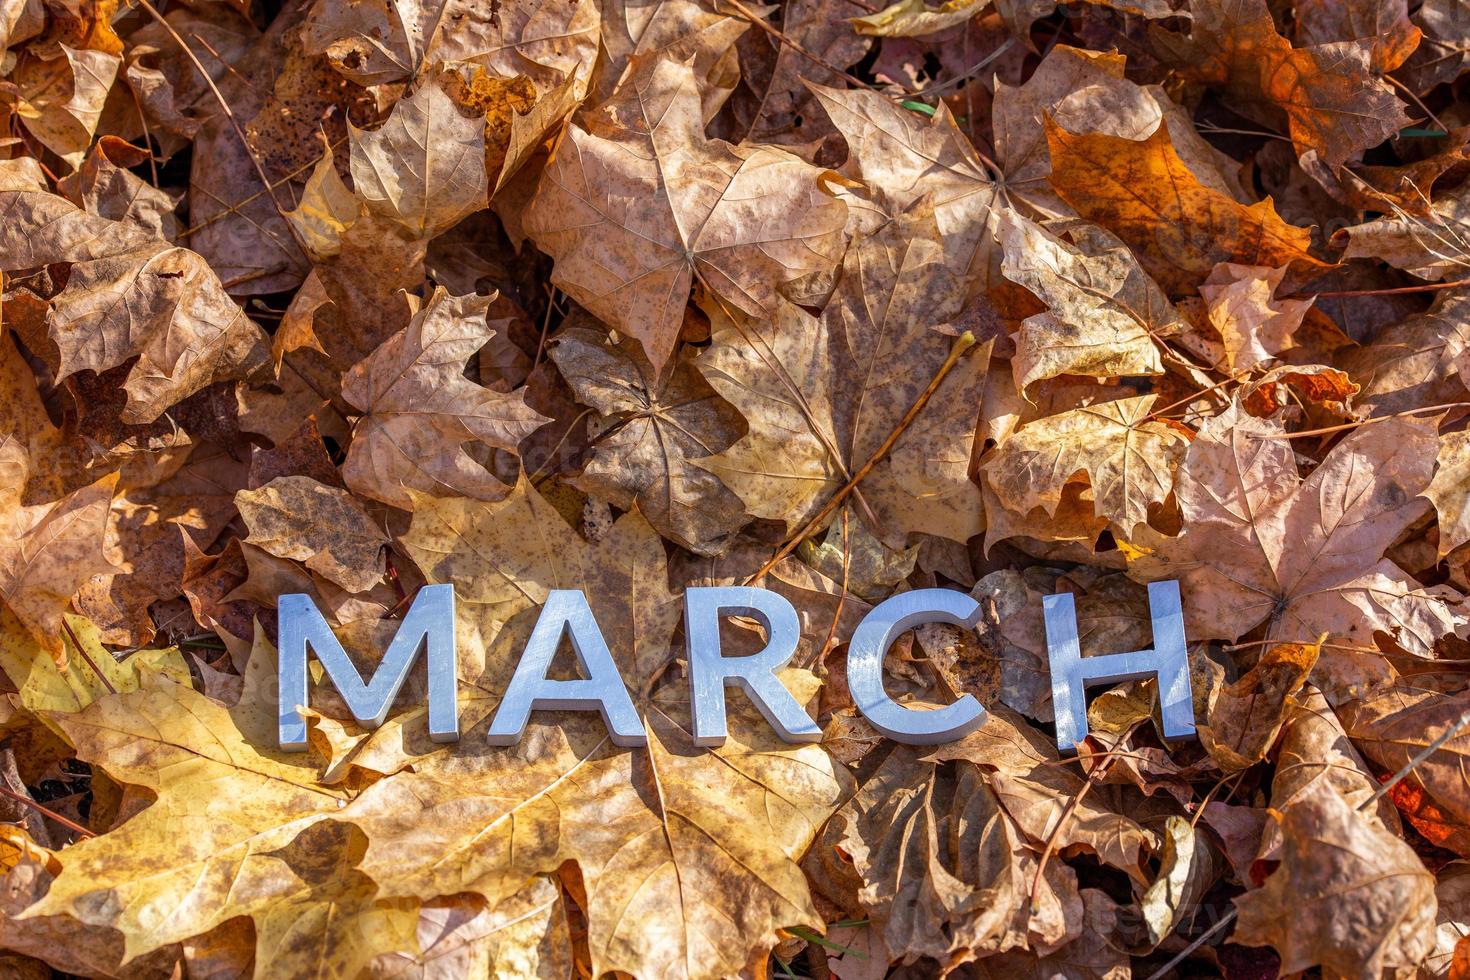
[3,0,1470,976]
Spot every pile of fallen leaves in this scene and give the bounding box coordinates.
[2,0,1470,976]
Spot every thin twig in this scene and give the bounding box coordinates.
[745,331,979,585]
[0,784,95,839]
[1143,370,1250,422]
[1251,402,1467,440]
[60,619,116,696]
[1302,274,1470,299]
[131,0,303,249]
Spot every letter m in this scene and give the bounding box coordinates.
[277,584,459,750]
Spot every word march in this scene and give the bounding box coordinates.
[277,582,1197,754]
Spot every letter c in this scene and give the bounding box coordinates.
[846,589,986,744]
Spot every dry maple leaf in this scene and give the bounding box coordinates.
[351,476,852,980]
[993,45,1248,219]
[524,55,848,371]
[698,204,990,548]
[549,325,748,556]
[0,474,120,664]
[1294,0,1422,72]
[1428,429,1470,557]
[851,0,987,37]
[1198,640,1319,770]
[982,393,1189,538]
[1338,687,1470,855]
[75,443,249,647]
[1146,401,1466,668]
[1046,118,1328,294]
[591,0,750,118]
[0,608,187,718]
[1152,0,1413,170]
[282,141,358,261]
[235,476,388,594]
[1333,182,1470,282]
[340,288,548,510]
[0,190,270,423]
[1400,0,1470,92]
[1337,291,1470,419]
[931,707,1159,883]
[349,72,489,240]
[10,682,410,978]
[58,137,183,241]
[996,210,1172,390]
[808,82,1002,293]
[11,44,119,168]
[832,747,1058,964]
[1234,781,1437,978]
[1199,262,1315,371]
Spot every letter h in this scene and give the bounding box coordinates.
[1042,580,1194,752]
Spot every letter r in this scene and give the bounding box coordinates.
[685,586,821,746]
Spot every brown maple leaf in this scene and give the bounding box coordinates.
[809,82,1003,293]
[0,474,121,663]
[983,393,1189,538]
[1046,119,1329,294]
[697,203,990,548]
[996,210,1172,391]
[549,324,748,555]
[524,55,849,370]
[1144,401,1465,670]
[235,476,388,594]
[339,288,548,510]
[1234,781,1437,979]
[1151,0,1413,170]
[0,190,270,423]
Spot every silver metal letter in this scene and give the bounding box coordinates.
[487,589,646,747]
[685,586,821,746]
[1043,579,1195,752]
[278,584,458,751]
[846,589,987,744]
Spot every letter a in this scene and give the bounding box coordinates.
[1042,580,1195,752]
[487,590,646,747]
[278,584,458,750]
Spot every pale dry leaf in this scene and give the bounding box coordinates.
[1199,262,1315,371]
[1234,780,1437,979]
[0,191,271,423]
[0,474,120,663]
[1145,401,1465,669]
[340,288,548,510]
[283,140,359,260]
[525,55,848,370]
[983,394,1188,537]
[549,325,747,555]
[236,476,388,594]
[997,210,1170,391]
[13,45,120,168]
[349,73,489,240]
